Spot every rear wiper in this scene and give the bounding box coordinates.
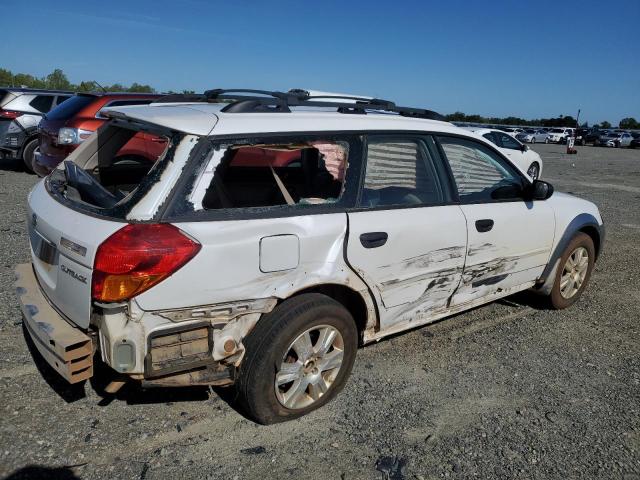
[63,161,124,209]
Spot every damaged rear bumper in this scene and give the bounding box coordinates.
[15,263,93,384]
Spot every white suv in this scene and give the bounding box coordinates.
[547,127,573,143]
[15,89,604,424]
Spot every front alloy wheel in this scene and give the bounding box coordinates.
[548,232,595,309]
[559,247,589,299]
[527,162,540,180]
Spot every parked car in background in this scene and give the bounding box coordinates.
[497,127,523,137]
[576,127,600,146]
[629,133,640,149]
[596,131,634,148]
[35,92,165,177]
[464,127,543,179]
[15,89,604,424]
[0,88,72,171]
[516,129,549,144]
[546,128,573,144]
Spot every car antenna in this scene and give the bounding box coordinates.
[92,80,107,93]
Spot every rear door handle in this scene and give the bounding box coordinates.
[475,219,494,232]
[360,232,388,248]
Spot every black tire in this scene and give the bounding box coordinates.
[531,138,536,144]
[527,162,540,180]
[235,293,358,424]
[21,138,38,173]
[548,233,595,309]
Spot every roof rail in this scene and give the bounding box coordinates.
[153,88,445,121]
[152,93,208,103]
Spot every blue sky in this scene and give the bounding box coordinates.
[2,0,638,124]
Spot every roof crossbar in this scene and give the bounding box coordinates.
[153,88,445,121]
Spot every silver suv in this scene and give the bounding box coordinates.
[0,88,72,171]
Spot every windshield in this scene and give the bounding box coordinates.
[549,128,563,133]
[45,95,95,121]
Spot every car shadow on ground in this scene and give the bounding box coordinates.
[0,158,33,173]
[19,291,551,420]
[2,465,82,480]
[91,362,212,407]
[497,290,550,310]
[22,323,87,403]
[22,319,252,418]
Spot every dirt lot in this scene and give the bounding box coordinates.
[1,144,639,480]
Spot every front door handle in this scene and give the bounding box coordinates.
[475,219,494,232]
[360,232,388,248]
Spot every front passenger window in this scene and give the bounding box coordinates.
[361,137,445,207]
[438,136,524,203]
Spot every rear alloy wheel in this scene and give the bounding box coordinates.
[235,293,358,424]
[21,138,39,173]
[527,162,540,180]
[275,325,344,409]
[545,137,550,144]
[548,233,595,309]
[531,138,536,144]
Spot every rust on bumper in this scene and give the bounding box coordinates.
[15,263,93,384]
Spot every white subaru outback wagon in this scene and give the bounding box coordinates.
[15,89,604,424]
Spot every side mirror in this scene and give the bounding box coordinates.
[529,180,554,200]
[520,144,528,152]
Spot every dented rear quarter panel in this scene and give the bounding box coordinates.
[133,213,371,312]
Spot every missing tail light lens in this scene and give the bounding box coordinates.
[0,110,23,119]
[92,224,201,302]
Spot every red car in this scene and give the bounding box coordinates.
[35,92,166,177]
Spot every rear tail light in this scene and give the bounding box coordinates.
[92,224,201,302]
[0,110,23,119]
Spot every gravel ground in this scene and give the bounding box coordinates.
[1,144,639,480]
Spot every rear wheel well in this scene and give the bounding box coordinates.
[20,134,39,155]
[287,284,370,342]
[579,226,601,259]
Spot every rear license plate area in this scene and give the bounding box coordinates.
[29,227,57,264]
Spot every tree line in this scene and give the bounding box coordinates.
[0,67,155,94]
[1,67,637,129]
[445,112,639,130]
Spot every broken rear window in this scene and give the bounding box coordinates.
[46,121,178,219]
[187,137,353,211]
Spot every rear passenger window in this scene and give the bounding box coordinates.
[438,136,524,203]
[360,137,445,207]
[55,95,72,106]
[188,136,353,211]
[29,95,54,113]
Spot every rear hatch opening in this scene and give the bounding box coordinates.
[46,119,177,217]
[28,119,193,329]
